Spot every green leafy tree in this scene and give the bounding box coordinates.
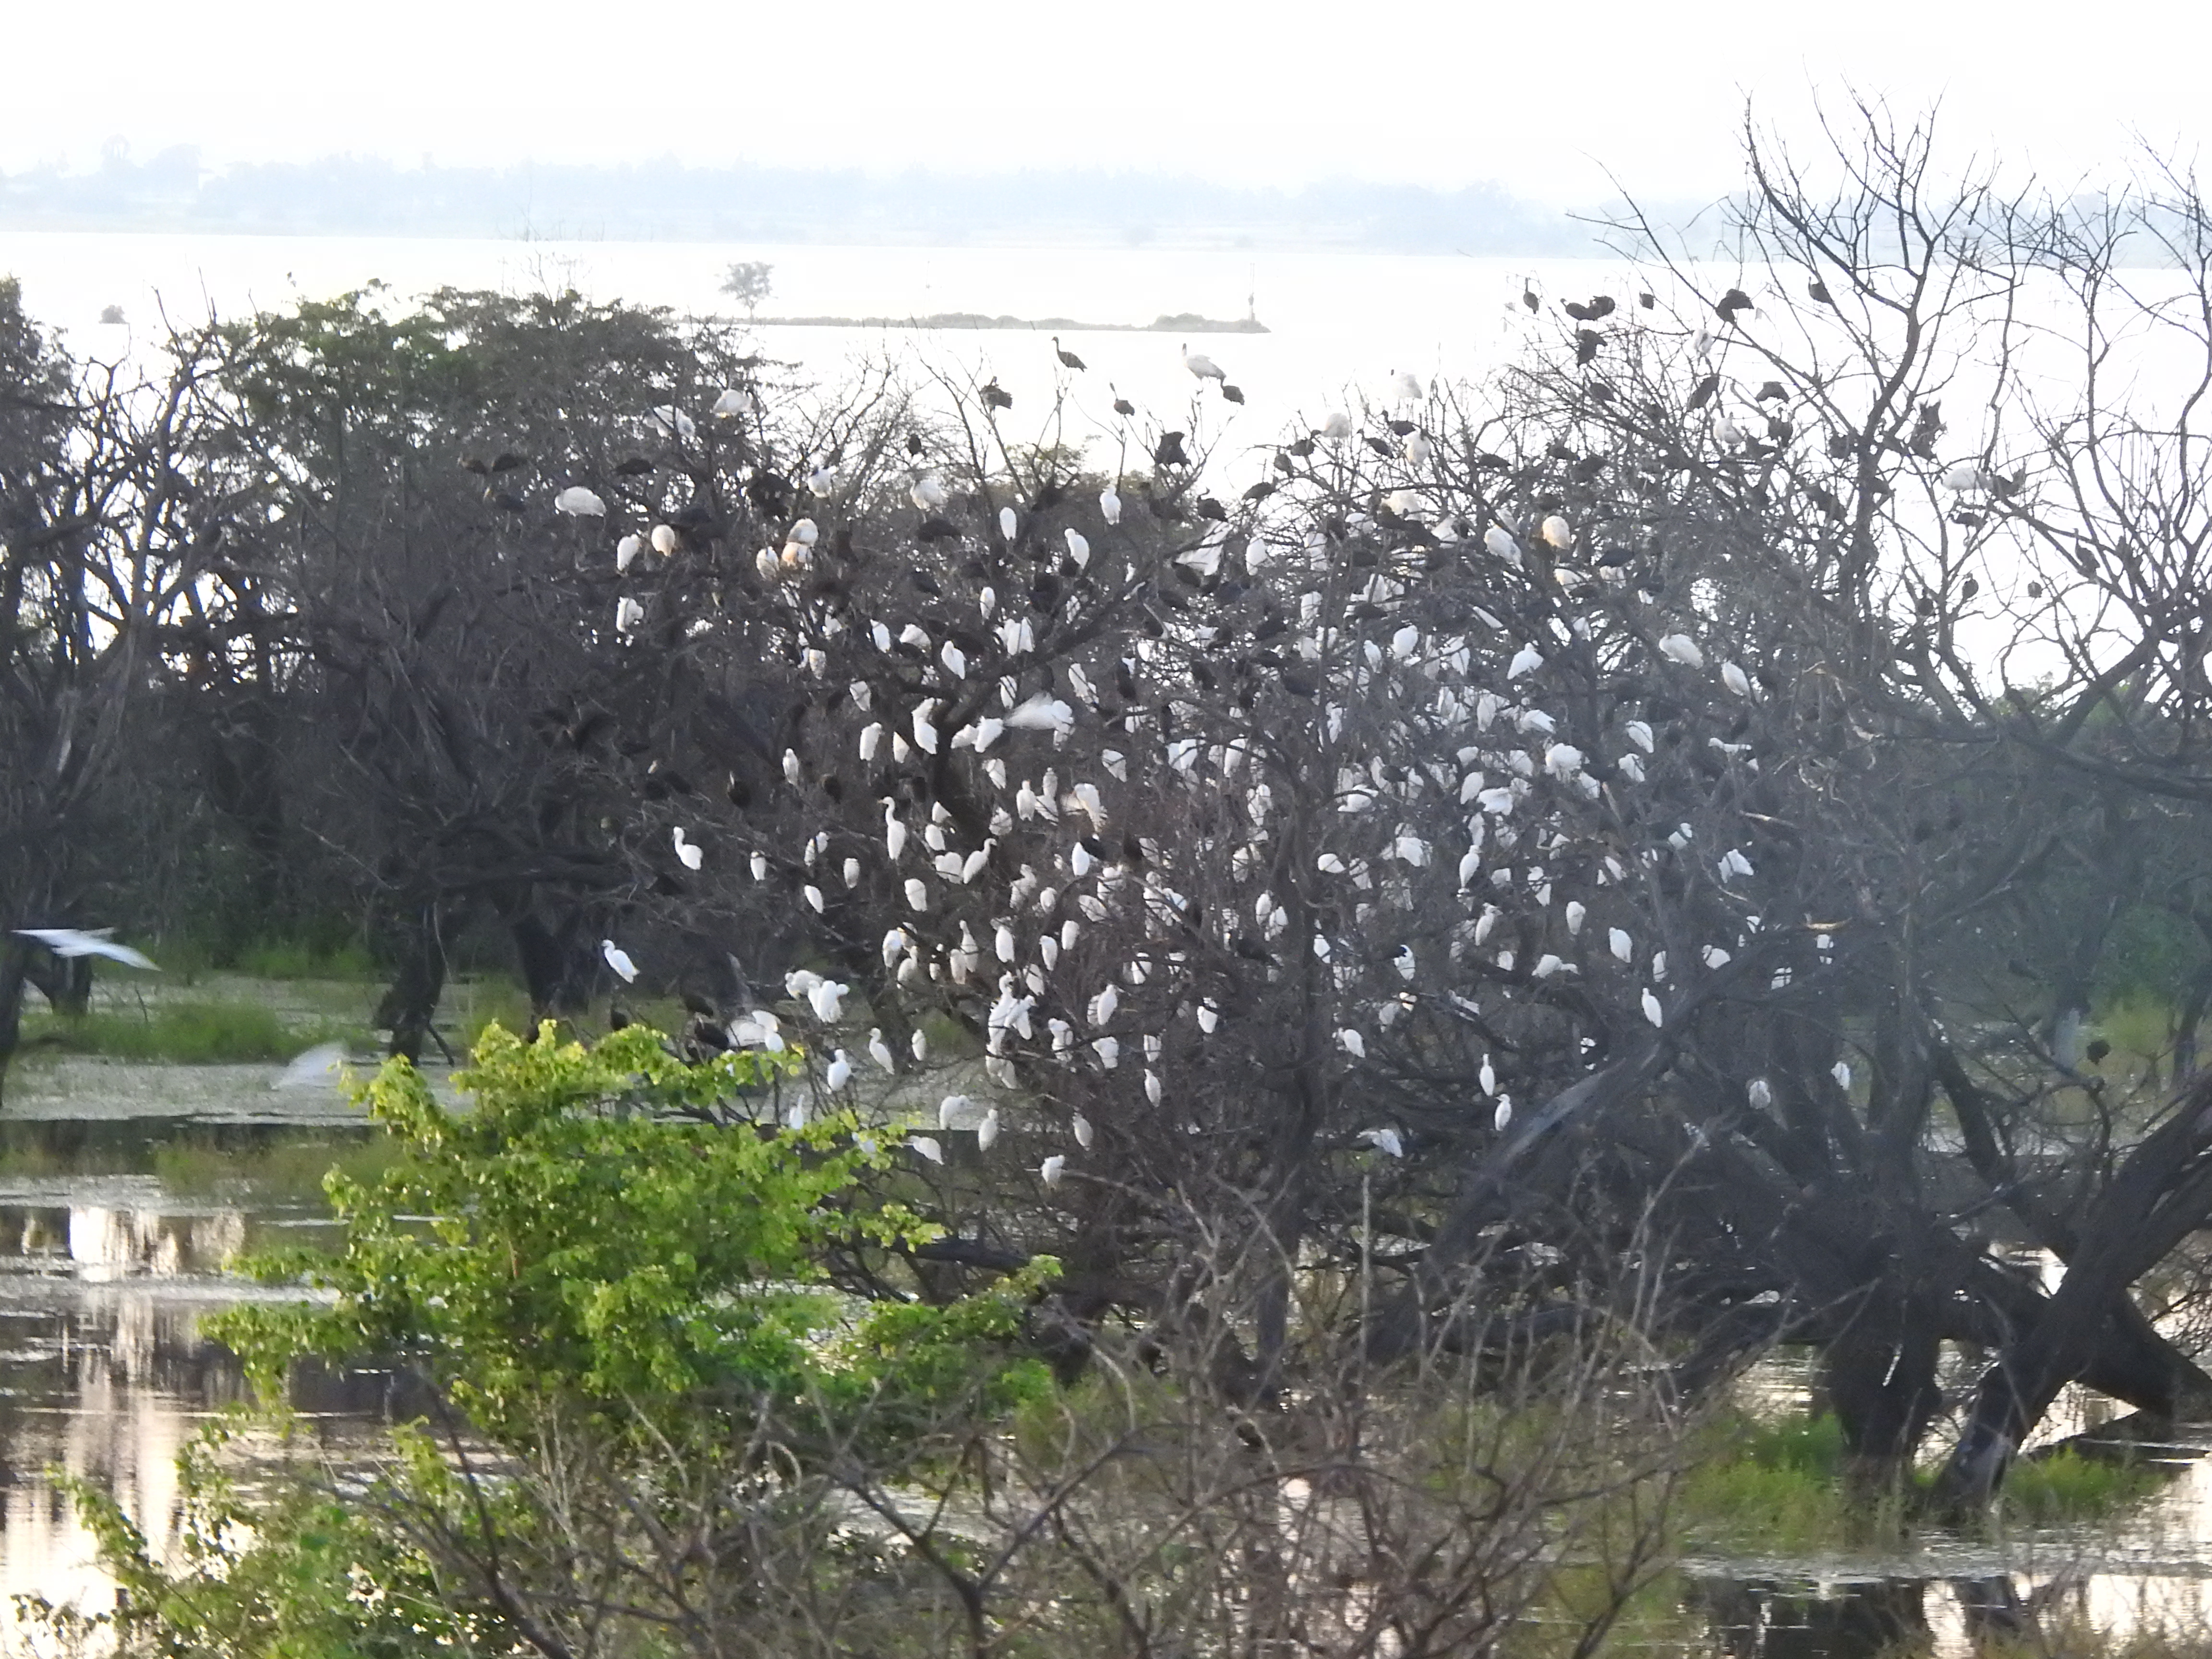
[47,1023,1058,1658]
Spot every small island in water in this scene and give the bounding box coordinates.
[752,310,1269,334]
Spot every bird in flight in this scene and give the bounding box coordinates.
[14,928,158,970]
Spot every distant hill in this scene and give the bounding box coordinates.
[0,149,1624,254]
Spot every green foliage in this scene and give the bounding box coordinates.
[27,1425,479,1659]
[39,1023,1064,1655]
[2003,1446,2164,1524]
[18,1002,352,1063]
[1678,1414,2159,1549]
[220,1022,1056,1451]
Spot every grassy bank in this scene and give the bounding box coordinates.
[1679,1413,2165,1550]
[17,1001,359,1064]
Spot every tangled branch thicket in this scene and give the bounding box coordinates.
[18,107,2212,1651]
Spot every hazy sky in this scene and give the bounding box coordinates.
[10,0,2203,204]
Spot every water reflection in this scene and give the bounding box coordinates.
[0,1142,385,1644]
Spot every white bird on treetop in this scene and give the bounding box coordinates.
[554,485,606,517]
[910,474,948,512]
[601,940,638,983]
[1183,345,1226,382]
[1098,488,1121,526]
[14,928,158,970]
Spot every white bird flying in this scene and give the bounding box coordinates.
[601,939,638,983]
[272,1041,347,1091]
[14,928,158,970]
[1359,1126,1405,1157]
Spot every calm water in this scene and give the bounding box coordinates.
[0,230,1650,449]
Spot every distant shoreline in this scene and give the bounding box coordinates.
[753,311,1271,335]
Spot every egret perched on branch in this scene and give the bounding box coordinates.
[14,929,158,970]
[554,486,606,517]
[601,940,639,983]
[672,827,703,870]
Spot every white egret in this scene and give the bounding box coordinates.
[1182,344,1226,383]
[1339,1028,1366,1058]
[910,474,948,512]
[601,940,638,983]
[1493,1097,1514,1132]
[1359,1126,1404,1157]
[1641,988,1663,1027]
[1040,1154,1066,1187]
[1098,487,1121,525]
[999,506,1017,540]
[615,597,645,635]
[1658,633,1705,668]
[826,1050,852,1090]
[615,533,641,572]
[1623,721,1655,753]
[869,1028,896,1071]
[908,1135,945,1165]
[1748,1076,1773,1109]
[1508,644,1544,680]
[1539,514,1573,550]
[912,1030,929,1060]
[750,852,769,882]
[272,1041,347,1090]
[1072,1113,1094,1148]
[1721,661,1753,698]
[673,827,703,870]
[1065,528,1091,568]
[14,928,158,970]
[554,485,607,517]
[803,885,825,914]
[1610,927,1633,962]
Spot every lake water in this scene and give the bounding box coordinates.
[0,229,1666,455]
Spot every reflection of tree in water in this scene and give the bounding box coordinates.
[1690,1577,1932,1659]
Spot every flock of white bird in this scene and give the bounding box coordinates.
[550,333,1828,1193]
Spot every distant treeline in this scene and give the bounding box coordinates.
[0,146,1619,252]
